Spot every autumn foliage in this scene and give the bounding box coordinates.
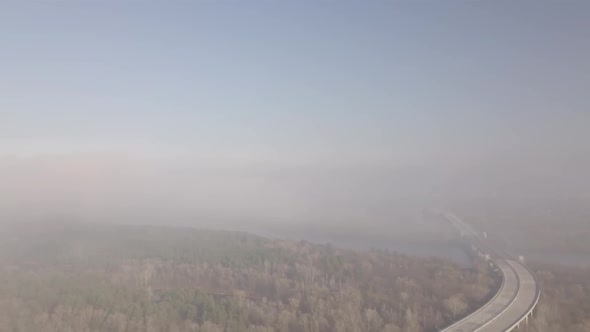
[0,223,497,332]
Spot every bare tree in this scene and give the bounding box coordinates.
[444,294,467,319]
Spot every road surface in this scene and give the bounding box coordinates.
[441,213,540,332]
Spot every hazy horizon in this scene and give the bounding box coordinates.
[2,1,589,232]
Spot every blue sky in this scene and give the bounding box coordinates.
[1,1,589,224]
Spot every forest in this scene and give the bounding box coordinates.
[0,223,497,332]
[528,262,590,332]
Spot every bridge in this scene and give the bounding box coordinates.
[440,213,540,332]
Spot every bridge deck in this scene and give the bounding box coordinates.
[441,212,539,332]
[442,259,519,332]
[442,259,537,332]
[475,260,537,332]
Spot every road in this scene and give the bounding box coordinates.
[441,213,540,332]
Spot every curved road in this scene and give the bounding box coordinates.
[441,213,540,332]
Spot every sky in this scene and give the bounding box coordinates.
[1,1,589,228]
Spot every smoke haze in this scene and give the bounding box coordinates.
[1,1,589,258]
